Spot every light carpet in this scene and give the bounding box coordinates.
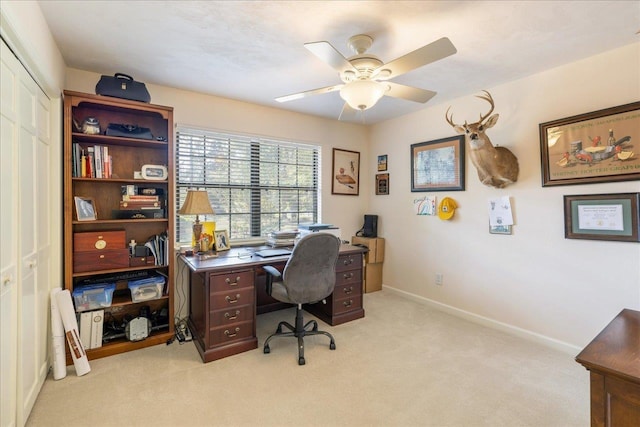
[26,290,589,426]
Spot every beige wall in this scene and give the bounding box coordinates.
[369,42,640,351]
[65,68,371,239]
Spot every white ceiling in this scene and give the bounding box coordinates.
[39,1,639,124]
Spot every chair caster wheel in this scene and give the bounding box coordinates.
[298,357,305,365]
[264,345,270,354]
[330,342,336,350]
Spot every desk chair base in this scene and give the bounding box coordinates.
[263,304,335,365]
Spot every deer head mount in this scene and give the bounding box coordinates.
[446,91,519,188]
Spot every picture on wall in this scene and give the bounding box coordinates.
[332,148,360,195]
[563,193,639,242]
[411,135,465,192]
[376,173,389,195]
[539,101,640,186]
[377,154,388,171]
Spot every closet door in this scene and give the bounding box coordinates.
[0,38,52,427]
[1,39,20,427]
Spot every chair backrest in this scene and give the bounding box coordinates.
[281,233,341,304]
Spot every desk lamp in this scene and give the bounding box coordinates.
[178,189,214,249]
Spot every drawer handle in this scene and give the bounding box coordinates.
[225,327,240,338]
[225,294,241,304]
[343,258,353,266]
[343,286,354,295]
[343,300,353,308]
[224,310,240,320]
[99,255,105,259]
[225,276,241,286]
[342,272,354,280]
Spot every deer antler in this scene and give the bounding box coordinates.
[476,90,494,123]
[445,106,457,128]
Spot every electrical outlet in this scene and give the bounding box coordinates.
[435,273,443,286]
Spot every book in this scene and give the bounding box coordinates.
[94,145,102,178]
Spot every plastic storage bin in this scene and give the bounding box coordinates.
[128,276,165,302]
[72,283,116,312]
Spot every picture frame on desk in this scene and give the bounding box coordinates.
[214,230,230,251]
[74,196,97,221]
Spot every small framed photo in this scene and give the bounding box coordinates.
[489,224,512,235]
[74,196,97,221]
[332,148,360,195]
[376,173,389,195]
[377,154,388,171]
[214,229,230,251]
[563,193,639,242]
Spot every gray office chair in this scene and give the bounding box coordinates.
[263,233,341,365]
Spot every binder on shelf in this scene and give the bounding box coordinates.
[91,309,104,349]
[79,311,92,349]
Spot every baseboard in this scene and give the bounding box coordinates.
[381,285,581,355]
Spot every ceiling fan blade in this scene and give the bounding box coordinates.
[373,37,457,80]
[304,41,358,74]
[385,82,437,103]
[275,84,343,103]
[338,102,359,121]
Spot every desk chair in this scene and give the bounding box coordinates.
[262,233,341,365]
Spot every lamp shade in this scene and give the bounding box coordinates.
[178,190,214,215]
[339,80,387,111]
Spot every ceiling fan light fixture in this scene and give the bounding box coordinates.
[339,80,387,111]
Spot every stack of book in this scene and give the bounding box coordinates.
[266,230,299,247]
[112,186,165,219]
[72,142,113,178]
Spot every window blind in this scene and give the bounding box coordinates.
[175,126,319,243]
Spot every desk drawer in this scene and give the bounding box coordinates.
[332,296,363,315]
[210,287,254,310]
[209,320,253,345]
[209,270,253,292]
[333,282,362,299]
[336,253,362,273]
[336,269,362,289]
[211,305,253,326]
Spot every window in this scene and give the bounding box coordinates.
[175,126,319,243]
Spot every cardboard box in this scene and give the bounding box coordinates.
[364,263,383,293]
[351,236,384,264]
[352,236,385,293]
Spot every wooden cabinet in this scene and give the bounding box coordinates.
[188,268,258,363]
[63,91,175,361]
[305,252,365,326]
[576,309,640,427]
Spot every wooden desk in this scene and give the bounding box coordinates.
[181,244,366,363]
[575,309,640,427]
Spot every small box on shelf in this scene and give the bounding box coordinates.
[72,283,116,312]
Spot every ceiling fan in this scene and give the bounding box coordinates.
[275,34,457,120]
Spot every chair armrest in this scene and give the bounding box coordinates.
[263,265,282,295]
